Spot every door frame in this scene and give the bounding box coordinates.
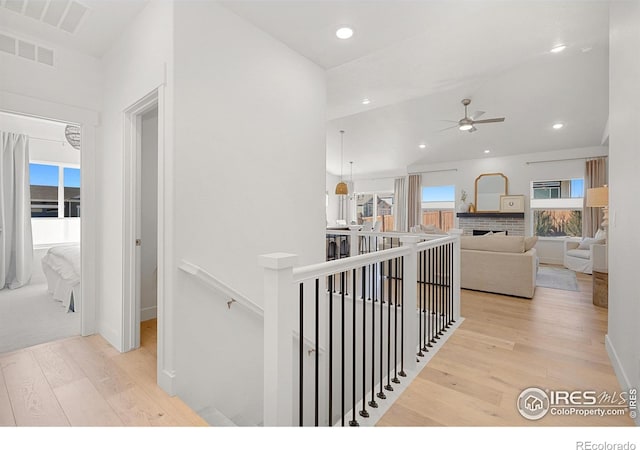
[122,88,159,348]
[0,98,98,337]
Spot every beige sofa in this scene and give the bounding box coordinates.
[461,235,538,299]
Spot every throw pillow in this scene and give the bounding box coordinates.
[493,231,507,236]
[577,237,605,250]
[482,231,494,236]
[524,236,538,251]
[420,224,444,234]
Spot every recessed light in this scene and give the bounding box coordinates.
[550,44,567,53]
[362,98,371,105]
[484,149,491,154]
[419,144,427,149]
[336,27,354,40]
[553,123,564,130]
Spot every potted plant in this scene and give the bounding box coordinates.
[458,189,470,213]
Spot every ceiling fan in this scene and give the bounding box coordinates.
[441,99,505,133]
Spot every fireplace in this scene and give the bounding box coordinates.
[473,230,508,236]
[457,212,525,236]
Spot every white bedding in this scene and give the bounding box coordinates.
[41,244,80,312]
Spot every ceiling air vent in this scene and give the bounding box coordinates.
[0,34,16,55]
[2,0,89,34]
[17,40,36,60]
[37,46,54,65]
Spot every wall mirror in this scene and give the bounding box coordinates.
[475,173,508,212]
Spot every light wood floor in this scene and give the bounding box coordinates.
[379,269,634,426]
[0,319,207,426]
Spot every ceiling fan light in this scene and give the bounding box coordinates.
[459,124,473,131]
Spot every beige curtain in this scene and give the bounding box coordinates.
[408,174,422,230]
[583,158,607,238]
[393,177,407,232]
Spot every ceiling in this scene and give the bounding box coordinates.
[1,1,611,176]
[224,0,610,177]
[0,0,149,57]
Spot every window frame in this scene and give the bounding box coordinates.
[30,160,81,219]
[530,178,584,238]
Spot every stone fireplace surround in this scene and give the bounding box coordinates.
[457,212,525,236]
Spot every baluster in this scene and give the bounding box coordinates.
[328,274,333,426]
[315,278,319,426]
[399,255,406,377]
[377,260,387,401]
[417,249,424,358]
[429,247,436,345]
[299,283,304,426]
[341,271,346,427]
[369,261,378,409]
[349,268,358,427]
[359,265,369,418]
[385,258,394,392]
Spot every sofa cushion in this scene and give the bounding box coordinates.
[566,248,591,260]
[577,237,605,250]
[461,235,525,253]
[524,236,538,251]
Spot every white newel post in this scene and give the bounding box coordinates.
[400,236,420,372]
[348,226,360,257]
[448,229,463,321]
[259,252,298,427]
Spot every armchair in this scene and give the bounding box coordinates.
[563,235,606,275]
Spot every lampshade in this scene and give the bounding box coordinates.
[586,186,608,207]
[335,181,348,195]
[335,130,348,196]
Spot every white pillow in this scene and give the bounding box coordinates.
[577,237,605,250]
[594,229,607,241]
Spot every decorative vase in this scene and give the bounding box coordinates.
[469,203,476,213]
[457,202,469,213]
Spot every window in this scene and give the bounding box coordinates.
[29,163,81,218]
[355,192,395,231]
[30,164,59,217]
[64,167,81,217]
[531,178,583,237]
[421,185,455,232]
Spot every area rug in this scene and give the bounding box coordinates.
[536,266,579,291]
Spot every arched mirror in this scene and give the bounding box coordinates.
[475,173,508,212]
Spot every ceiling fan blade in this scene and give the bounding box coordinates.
[437,119,459,123]
[468,126,478,133]
[471,111,485,120]
[436,124,459,132]
[472,117,505,124]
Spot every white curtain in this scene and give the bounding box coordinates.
[1,131,33,289]
[393,177,407,232]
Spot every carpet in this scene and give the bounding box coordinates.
[0,282,80,354]
[536,266,579,291]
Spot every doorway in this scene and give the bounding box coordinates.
[0,110,82,353]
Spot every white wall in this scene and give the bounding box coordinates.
[97,0,173,350]
[0,27,102,112]
[409,146,608,260]
[326,172,340,225]
[140,108,158,321]
[607,0,640,422]
[172,1,326,425]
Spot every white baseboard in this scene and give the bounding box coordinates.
[141,306,157,321]
[605,334,639,426]
[159,368,176,396]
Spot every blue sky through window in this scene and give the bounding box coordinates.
[30,164,58,186]
[571,179,584,198]
[422,185,455,202]
[64,168,81,188]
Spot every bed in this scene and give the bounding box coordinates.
[41,244,80,312]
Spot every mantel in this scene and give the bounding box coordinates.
[456,212,525,219]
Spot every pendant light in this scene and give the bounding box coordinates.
[348,161,354,200]
[335,130,348,195]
